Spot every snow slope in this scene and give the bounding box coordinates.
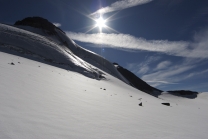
[1,51,208,139]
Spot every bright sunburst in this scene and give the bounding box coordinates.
[85,10,119,34]
[95,16,106,32]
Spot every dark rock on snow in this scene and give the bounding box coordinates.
[167,90,199,99]
[161,103,170,106]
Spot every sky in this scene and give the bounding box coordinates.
[0,0,208,92]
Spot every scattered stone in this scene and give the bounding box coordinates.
[10,62,15,65]
[38,66,40,67]
[103,89,106,90]
[18,62,20,64]
[130,95,132,97]
[162,103,170,106]
[138,98,142,100]
[100,88,102,89]
[139,102,142,106]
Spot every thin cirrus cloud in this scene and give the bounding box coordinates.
[142,64,194,87]
[66,29,208,59]
[91,0,153,16]
[156,61,172,70]
[126,59,192,87]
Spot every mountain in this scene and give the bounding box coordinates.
[11,17,129,82]
[0,17,207,139]
[4,16,161,96]
[14,16,65,35]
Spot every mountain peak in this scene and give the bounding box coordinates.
[14,16,65,35]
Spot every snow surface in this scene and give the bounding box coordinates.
[1,51,208,139]
[0,23,208,139]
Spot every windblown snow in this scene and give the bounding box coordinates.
[0,23,208,139]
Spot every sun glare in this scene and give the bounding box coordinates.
[95,16,106,32]
[86,10,119,34]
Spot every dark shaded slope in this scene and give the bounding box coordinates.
[113,63,163,97]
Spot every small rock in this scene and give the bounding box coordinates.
[103,89,106,90]
[130,95,132,97]
[162,103,170,106]
[139,102,142,106]
[10,62,15,65]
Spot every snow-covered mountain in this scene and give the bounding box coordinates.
[12,17,129,83]
[0,17,208,139]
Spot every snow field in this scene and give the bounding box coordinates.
[0,52,208,139]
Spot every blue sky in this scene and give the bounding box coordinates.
[1,0,208,92]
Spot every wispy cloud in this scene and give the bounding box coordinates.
[66,28,208,59]
[142,64,194,87]
[66,32,191,57]
[140,57,206,88]
[155,61,172,70]
[185,69,208,79]
[126,56,161,75]
[126,56,208,89]
[137,65,149,74]
[146,80,178,84]
[53,23,61,27]
[91,0,153,15]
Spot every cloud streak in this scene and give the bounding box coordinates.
[66,29,208,59]
[156,61,172,70]
[142,63,194,87]
[66,32,190,57]
[91,0,153,15]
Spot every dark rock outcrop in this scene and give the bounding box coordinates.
[167,90,199,99]
[161,103,170,106]
[14,16,65,35]
[113,63,162,97]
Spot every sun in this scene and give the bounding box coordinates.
[95,16,106,32]
[86,11,119,34]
